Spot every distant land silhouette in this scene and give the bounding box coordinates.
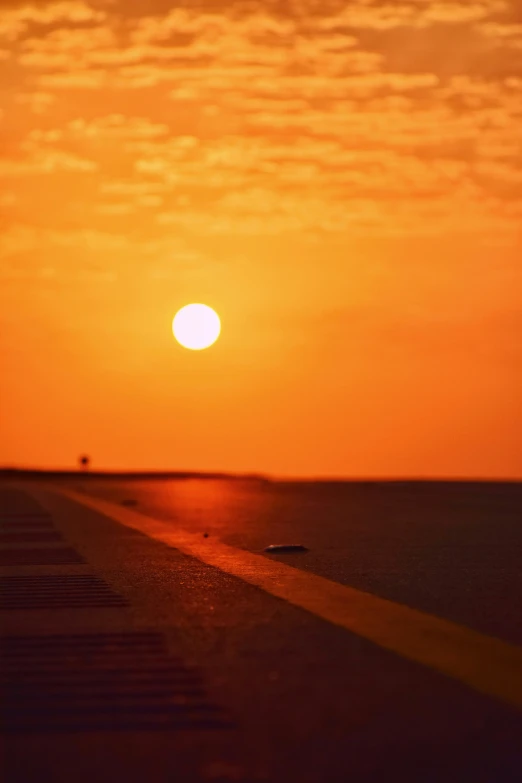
[0,468,519,487]
[0,467,270,482]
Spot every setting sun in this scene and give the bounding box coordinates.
[172,304,221,351]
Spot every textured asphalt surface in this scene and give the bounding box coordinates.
[73,477,522,644]
[1,478,522,783]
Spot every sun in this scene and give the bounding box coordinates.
[172,303,221,351]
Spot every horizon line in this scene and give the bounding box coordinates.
[0,467,520,484]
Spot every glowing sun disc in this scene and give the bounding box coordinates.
[172,303,221,350]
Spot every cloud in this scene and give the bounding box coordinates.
[474,160,522,184]
[98,179,165,210]
[0,224,126,284]
[153,173,517,239]
[0,149,98,176]
[478,20,522,53]
[19,24,115,68]
[100,179,166,196]
[0,223,210,288]
[319,1,508,31]
[228,71,439,104]
[35,69,107,88]
[0,1,105,42]
[3,0,522,243]
[479,21,522,38]
[95,202,134,215]
[68,114,169,139]
[15,91,56,113]
[129,9,295,45]
[18,4,380,91]
[46,227,129,251]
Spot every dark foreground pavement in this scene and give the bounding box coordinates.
[1,479,521,783]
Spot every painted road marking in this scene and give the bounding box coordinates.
[48,487,522,710]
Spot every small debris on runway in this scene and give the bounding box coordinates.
[264,544,309,554]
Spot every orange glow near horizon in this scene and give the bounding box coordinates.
[0,1,521,478]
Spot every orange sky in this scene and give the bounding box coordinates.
[1,0,521,478]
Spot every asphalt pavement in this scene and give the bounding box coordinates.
[1,478,521,783]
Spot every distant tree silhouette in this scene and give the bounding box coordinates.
[79,455,91,472]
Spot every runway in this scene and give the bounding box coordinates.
[1,478,521,782]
